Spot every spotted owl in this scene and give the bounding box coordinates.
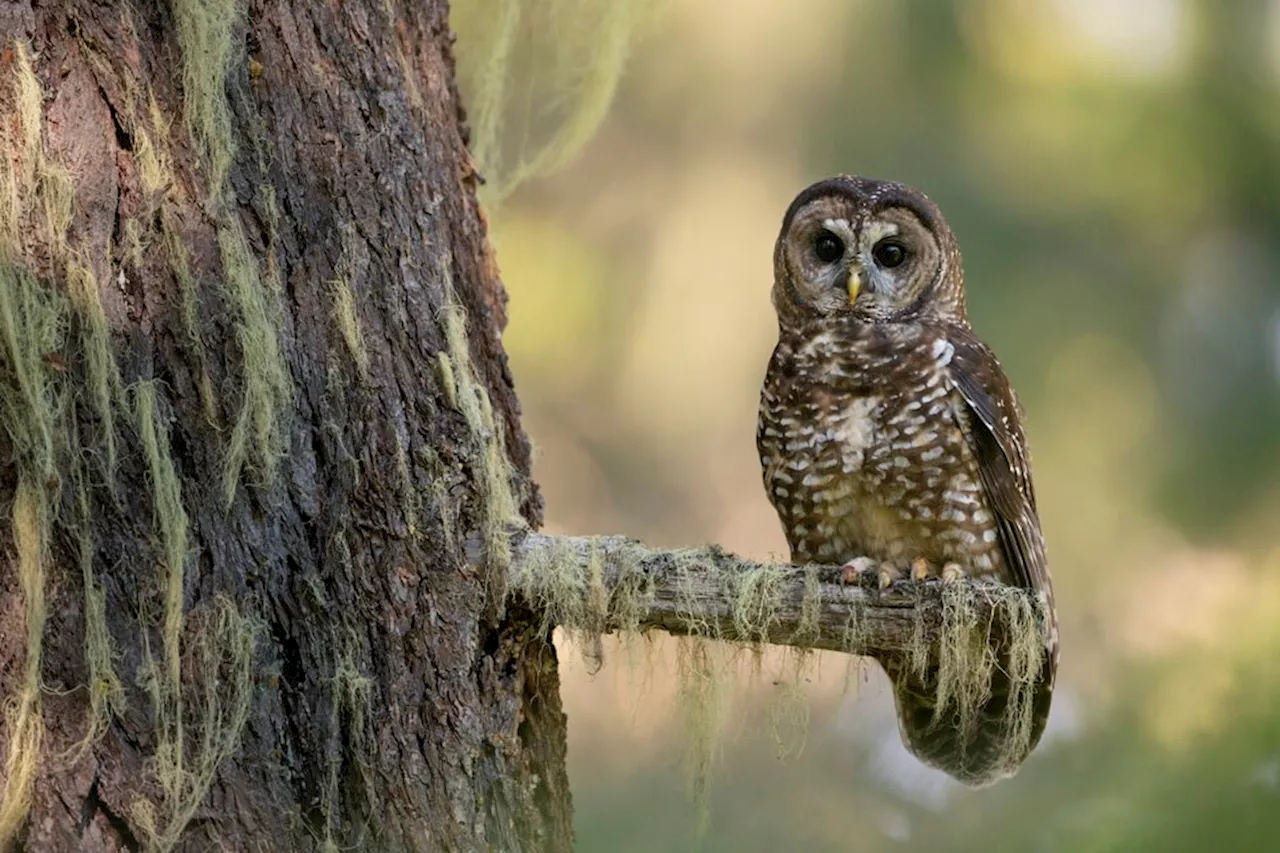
[756,175,1058,786]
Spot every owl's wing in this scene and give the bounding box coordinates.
[945,328,1049,598]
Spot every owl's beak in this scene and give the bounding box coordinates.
[846,267,862,303]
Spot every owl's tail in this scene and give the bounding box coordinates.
[879,642,1055,787]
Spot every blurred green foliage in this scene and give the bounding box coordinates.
[452,0,1280,849]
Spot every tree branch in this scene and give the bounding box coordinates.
[504,531,1042,660]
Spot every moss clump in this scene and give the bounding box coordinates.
[920,579,1048,778]
[676,636,722,840]
[516,537,595,637]
[2,45,130,799]
[171,0,293,503]
[765,649,813,760]
[430,475,456,555]
[135,96,176,198]
[728,564,787,647]
[607,542,654,640]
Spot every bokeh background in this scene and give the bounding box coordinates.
[452,1,1280,850]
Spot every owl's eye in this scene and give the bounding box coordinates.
[813,231,844,264]
[872,239,907,268]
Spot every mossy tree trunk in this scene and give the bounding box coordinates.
[0,2,570,851]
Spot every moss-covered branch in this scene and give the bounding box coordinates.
[505,530,1052,785]
[505,531,1041,659]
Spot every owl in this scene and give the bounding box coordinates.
[756,175,1058,785]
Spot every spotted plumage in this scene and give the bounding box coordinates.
[757,175,1057,785]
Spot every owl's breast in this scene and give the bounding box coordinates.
[759,333,1005,574]
[758,371,886,561]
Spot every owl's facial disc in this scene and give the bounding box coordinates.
[774,178,963,324]
[846,207,944,320]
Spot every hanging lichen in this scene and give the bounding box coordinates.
[451,0,655,207]
[171,0,293,505]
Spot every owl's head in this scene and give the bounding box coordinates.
[772,176,965,325]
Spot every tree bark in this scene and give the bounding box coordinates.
[0,2,568,851]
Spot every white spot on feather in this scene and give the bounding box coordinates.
[930,337,955,367]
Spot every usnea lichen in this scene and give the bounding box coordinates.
[438,265,524,610]
[452,0,649,206]
[319,629,373,853]
[172,0,239,200]
[172,0,292,504]
[0,46,74,841]
[216,220,292,505]
[130,387,261,852]
[133,596,260,853]
[0,22,274,844]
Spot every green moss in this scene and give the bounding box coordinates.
[160,212,218,424]
[795,566,821,645]
[729,564,787,647]
[133,93,216,425]
[430,475,457,555]
[516,536,591,639]
[0,480,49,843]
[676,636,721,841]
[436,352,459,409]
[257,184,283,294]
[765,649,813,760]
[135,97,175,197]
[925,580,1048,777]
[0,492,49,805]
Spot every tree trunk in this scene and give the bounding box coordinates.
[0,2,569,851]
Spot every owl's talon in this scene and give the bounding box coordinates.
[877,561,903,589]
[910,557,932,582]
[941,562,965,582]
[839,557,876,585]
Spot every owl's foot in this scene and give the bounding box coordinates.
[838,557,877,585]
[903,557,968,583]
[839,558,959,589]
[877,561,904,589]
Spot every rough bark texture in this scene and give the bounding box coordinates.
[0,2,568,851]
